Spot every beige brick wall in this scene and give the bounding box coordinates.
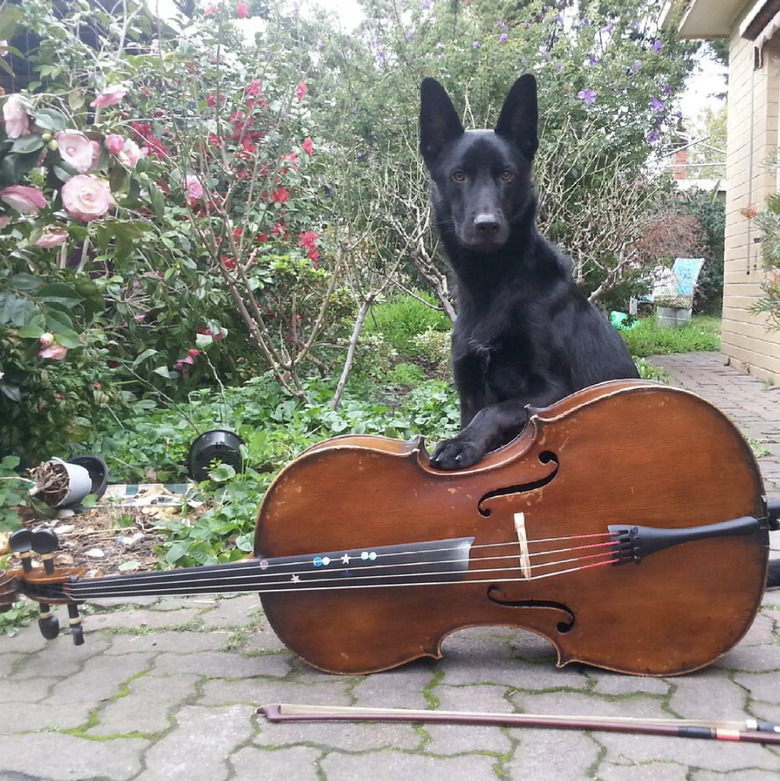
[722,19,780,383]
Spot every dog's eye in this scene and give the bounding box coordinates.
[452,170,466,183]
[501,170,514,182]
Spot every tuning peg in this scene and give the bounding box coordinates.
[31,529,60,575]
[9,529,34,573]
[67,604,84,646]
[37,604,60,640]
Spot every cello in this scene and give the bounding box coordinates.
[1,379,775,676]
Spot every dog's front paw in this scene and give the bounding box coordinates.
[430,439,485,470]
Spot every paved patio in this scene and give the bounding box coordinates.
[1,352,779,780]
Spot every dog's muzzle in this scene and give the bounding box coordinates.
[460,212,508,252]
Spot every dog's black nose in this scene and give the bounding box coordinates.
[473,214,500,235]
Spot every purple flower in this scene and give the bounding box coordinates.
[555,13,564,24]
[577,88,597,104]
[580,17,590,27]
[497,20,508,31]
[499,33,508,43]
[630,60,642,73]
[405,30,414,41]
[663,84,673,94]
[649,97,664,113]
[647,130,660,142]
[602,23,614,33]
[653,39,663,53]
[420,0,431,9]
[375,49,386,64]
[587,54,599,66]
[473,40,480,49]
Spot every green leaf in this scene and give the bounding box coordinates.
[68,90,86,112]
[195,333,213,349]
[44,308,76,333]
[207,464,236,483]
[33,108,68,133]
[165,541,190,565]
[52,165,74,183]
[0,5,23,39]
[132,348,159,367]
[8,273,43,293]
[16,323,45,339]
[10,134,45,155]
[51,330,82,349]
[37,283,83,307]
[153,365,174,379]
[148,183,166,219]
[0,383,21,403]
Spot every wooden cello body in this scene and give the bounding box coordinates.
[255,380,769,676]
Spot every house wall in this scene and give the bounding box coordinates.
[723,19,780,382]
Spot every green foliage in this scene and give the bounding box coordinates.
[754,191,780,328]
[365,294,450,354]
[633,357,670,383]
[680,189,725,315]
[92,372,460,566]
[0,599,37,637]
[0,456,31,531]
[620,315,721,357]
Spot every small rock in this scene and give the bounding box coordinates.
[56,509,75,519]
[85,548,105,559]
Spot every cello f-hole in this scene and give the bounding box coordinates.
[477,451,560,517]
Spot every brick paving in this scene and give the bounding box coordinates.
[1,352,780,780]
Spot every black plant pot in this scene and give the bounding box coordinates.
[187,429,244,482]
[67,455,109,500]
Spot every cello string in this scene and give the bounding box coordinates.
[66,547,619,599]
[62,556,620,599]
[64,534,619,589]
[66,539,617,592]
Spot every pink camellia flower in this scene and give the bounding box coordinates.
[61,175,115,222]
[39,333,55,347]
[236,2,249,18]
[56,130,95,173]
[90,84,127,109]
[184,174,204,201]
[302,137,314,157]
[116,138,147,169]
[204,4,218,15]
[0,215,11,230]
[105,133,125,154]
[3,94,31,139]
[39,343,68,360]
[0,184,46,215]
[295,81,307,101]
[35,227,69,248]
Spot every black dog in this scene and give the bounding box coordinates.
[420,75,639,470]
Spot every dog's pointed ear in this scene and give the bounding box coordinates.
[419,78,465,169]
[495,74,538,160]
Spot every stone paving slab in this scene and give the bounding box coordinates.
[1,352,780,779]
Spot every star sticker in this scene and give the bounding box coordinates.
[341,554,350,564]
[291,574,300,583]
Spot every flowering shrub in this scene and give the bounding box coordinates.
[0,0,349,458]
